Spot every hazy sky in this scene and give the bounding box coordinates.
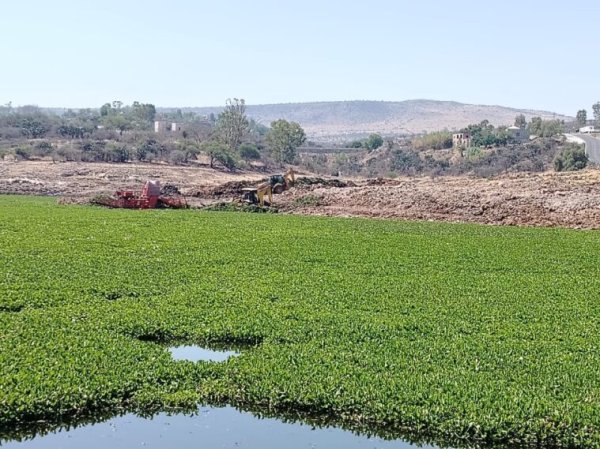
[1,0,598,114]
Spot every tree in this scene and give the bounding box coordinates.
[514,114,527,128]
[216,98,249,152]
[102,114,131,136]
[554,144,588,172]
[365,133,384,150]
[131,101,156,125]
[266,119,306,163]
[20,116,50,138]
[576,110,587,128]
[202,141,236,170]
[528,117,543,136]
[593,102,600,127]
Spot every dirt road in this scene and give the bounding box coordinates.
[2,160,600,229]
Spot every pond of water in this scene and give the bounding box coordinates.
[168,345,238,362]
[1,406,435,449]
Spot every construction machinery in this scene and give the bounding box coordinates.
[242,168,295,206]
[93,180,188,209]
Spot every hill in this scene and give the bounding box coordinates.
[171,100,571,141]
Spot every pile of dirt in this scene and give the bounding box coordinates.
[295,177,356,188]
[278,171,600,229]
[192,180,263,199]
[161,184,182,196]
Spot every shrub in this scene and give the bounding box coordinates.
[169,150,188,165]
[15,145,34,160]
[34,141,54,157]
[238,143,261,160]
[365,133,384,150]
[389,149,422,174]
[55,147,82,162]
[465,146,483,161]
[554,144,588,172]
[104,144,129,163]
[136,139,163,162]
[412,131,453,150]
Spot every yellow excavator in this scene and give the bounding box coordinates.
[242,168,295,206]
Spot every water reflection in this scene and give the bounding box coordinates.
[168,345,238,362]
[1,406,435,449]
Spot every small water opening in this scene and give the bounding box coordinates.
[168,345,239,362]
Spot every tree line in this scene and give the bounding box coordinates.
[0,99,307,169]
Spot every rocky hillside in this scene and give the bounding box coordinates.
[172,100,570,141]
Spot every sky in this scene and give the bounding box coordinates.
[0,0,598,114]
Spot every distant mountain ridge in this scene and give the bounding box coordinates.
[164,100,571,141]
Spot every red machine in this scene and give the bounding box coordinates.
[94,180,188,209]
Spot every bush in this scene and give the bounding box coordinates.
[365,133,384,150]
[202,142,237,170]
[55,147,82,162]
[389,149,422,174]
[105,144,129,163]
[136,139,163,161]
[169,150,188,165]
[15,145,34,160]
[465,146,483,161]
[238,143,261,160]
[34,141,54,157]
[412,131,453,150]
[554,144,587,172]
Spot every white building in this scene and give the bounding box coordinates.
[579,126,597,134]
[507,126,529,142]
[154,121,183,133]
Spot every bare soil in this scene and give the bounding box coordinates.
[2,160,600,229]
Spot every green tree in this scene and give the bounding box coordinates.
[238,143,261,160]
[216,98,249,152]
[102,114,131,136]
[131,101,156,126]
[593,102,600,127]
[554,144,587,172]
[365,133,384,150]
[528,117,543,135]
[202,141,237,170]
[576,110,587,128]
[514,114,527,128]
[266,119,306,163]
[20,116,50,138]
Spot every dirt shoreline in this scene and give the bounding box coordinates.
[2,160,600,229]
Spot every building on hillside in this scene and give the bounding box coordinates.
[507,126,530,142]
[579,125,597,134]
[453,132,471,149]
[154,120,183,133]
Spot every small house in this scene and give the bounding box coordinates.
[453,133,471,149]
[507,126,529,142]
